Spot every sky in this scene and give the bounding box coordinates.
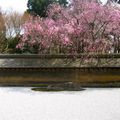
[0,0,28,13]
[0,0,107,13]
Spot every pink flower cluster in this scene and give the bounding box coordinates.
[17,0,120,54]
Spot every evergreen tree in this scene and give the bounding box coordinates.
[27,0,68,17]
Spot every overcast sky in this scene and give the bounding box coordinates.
[0,0,107,13]
[0,0,28,13]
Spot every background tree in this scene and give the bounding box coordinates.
[2,9,30,53]
[106,0,120,5]
[112,0,120,3]
[3,9,27,38]
[27,0,68,17]
[0,9,7,53]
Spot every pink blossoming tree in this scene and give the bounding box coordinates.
[17,0,120,54]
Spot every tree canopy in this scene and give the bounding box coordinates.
[17,0,120,54]
[27,0,68,17]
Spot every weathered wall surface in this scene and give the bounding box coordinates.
[0,67,120,86]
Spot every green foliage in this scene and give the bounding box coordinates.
[22,44,40,54]
[6,36,22,54]
[27,0,68,17]
[0,39,7,53]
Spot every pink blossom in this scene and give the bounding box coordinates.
[64,24,74,34]
[17,0,120,54]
